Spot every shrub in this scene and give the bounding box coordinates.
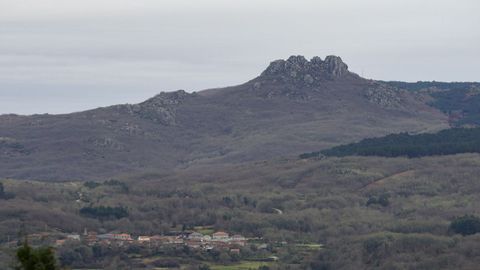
[366,194,390,207]
[450,215,480,236]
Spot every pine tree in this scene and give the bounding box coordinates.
[15,241,58,270]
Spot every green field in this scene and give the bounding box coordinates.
[295,243,324,250]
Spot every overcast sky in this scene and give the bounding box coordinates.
[1,0,479,115]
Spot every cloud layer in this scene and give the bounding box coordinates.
[1,0,479,114]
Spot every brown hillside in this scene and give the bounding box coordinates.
[0,55,448,181]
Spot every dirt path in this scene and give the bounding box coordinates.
[358,170,415,191]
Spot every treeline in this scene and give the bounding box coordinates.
[79,206,128,220]
[301,128,480,158]
[84,179,129,193]
[430,88,480,126]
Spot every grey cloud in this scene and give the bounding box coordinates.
[0,0,479,114]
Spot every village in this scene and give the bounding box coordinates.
[12,229,262,255]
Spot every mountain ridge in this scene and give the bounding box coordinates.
[0,55,450,181]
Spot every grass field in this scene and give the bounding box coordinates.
[194,226,215,236]
[295,243,324,250]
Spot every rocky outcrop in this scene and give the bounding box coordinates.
[255,55,357,100]
[261,55,353,84]
[364,83,404,108]
[323,55,349,77]
[127,90,189,125]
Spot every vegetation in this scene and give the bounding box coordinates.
[84,179,129,193]
[79,206,128,220]
[430,88,480,126]
[384,81,479,92]
[0,182,15,200]
[385,81,480,126]
[15,241,58,270]
[3,154,480,268]
[449,215,480,236]
[301,128,480,158]
[366,194,390,207]
[209,261,272,270]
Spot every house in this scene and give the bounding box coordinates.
[97,233,114,240]
[188,232,204,240]
[85,232,97,245]
[55,239,66,247]
[154,235,184,245]
[113,233,133,241]
[185,239,202,249]
[203,235,212,241]
[212,231,229,240]
[66,234,81,241]
[231,234,246,246]
[138,236,151,242]
[97,233,133,241]
[230,248,240,254]
[231,234,246,241]
[211,241,230,249]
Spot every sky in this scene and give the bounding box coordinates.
[0,0,479,115]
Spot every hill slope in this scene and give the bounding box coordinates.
[0,55,448,180]
[301,127,480,158]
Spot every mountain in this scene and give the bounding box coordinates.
[0,55,449,181]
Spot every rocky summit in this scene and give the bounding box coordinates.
[0,55,449,181]
[261,55,355,85]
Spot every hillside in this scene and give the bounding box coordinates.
[301,127,480,158]
[385,81,480,126]
[0,55,448,181]
[2,154,480,269]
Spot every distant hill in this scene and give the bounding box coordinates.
[384,81,480,126]
[301,128,480,158]
[0,55,449,181]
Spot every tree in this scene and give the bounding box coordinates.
[15,241,58,270]
[0,182,14,199]
[450,215,480,236]
[366,194,390,207]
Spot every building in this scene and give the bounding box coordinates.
[55,239,66,247]
[188,232,204,240]
[185,239,202,249]
[113,233,133,241]
[231,234,247,246]
[97,233,133,242]
[85,231,97,245]
[230,248,241,254]
[212,231,229,240]
[138,236,151,242]
[67,234,81,241]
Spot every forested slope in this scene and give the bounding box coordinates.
[301,128,480,158]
